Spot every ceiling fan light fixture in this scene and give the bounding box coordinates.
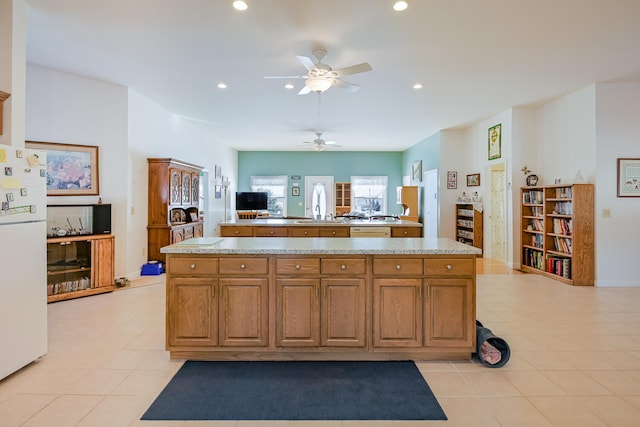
[232,1,248,11]
[312,143,326,152]
[393,1,409,11]
[305,77,333,93]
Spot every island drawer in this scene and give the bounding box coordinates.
[169,257,218,276]
[288,227,320,237]
[424,258,474,276]
[391,227,421,237]
[276,258,320,275]
[221,226,254,237]
[320,227,350,237]
[254,227,288,237]
[219,257,269,275]
[321,258,366,275]
[373,258,423,275]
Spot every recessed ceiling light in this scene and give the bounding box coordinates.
[393,1,409,11]
[232,1,248,11]
[413,83,423,89]
[217,83,227,89]
[284,83,294,90]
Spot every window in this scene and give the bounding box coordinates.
[250,175,288,216]
[350,176,388,216]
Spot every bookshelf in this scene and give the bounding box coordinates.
[455,203,483,254]
[520,184,594,285]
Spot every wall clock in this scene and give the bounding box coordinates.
[526,174,539,186]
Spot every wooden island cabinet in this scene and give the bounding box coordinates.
[162,237,479,361]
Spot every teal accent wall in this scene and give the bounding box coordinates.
[401,132,440,179]
[238,151,403,217]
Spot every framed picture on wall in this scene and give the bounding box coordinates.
[25,141,99,196]
[447,171,457,189]
[466,173,480,187]
[412,160,422,182]
[488,124,502,160]
[292,186,300,196]
[617,158,640,197]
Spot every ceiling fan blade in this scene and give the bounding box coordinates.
[324,140,337,145]
[333,79,361,92]
[264,75,305,79]
[298,85,312,95]
[296,55,316,71]
[333,62,372,77]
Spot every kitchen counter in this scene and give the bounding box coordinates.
[219,218,423,238]
[162,237,479,361]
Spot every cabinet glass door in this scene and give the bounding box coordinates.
[46,240,92,296]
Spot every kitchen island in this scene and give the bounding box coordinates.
[161,237,481,361]
[220,217,423,237]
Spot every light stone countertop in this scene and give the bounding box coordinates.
[219,218,423,227]
[161,237,482,255]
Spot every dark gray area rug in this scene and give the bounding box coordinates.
[142,360,447,421]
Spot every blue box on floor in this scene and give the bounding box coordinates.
[141,262,164,275]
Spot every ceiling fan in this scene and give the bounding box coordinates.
[265,48,372,95]
[301,132,339,151]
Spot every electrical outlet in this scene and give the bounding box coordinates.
[602,208,611,218]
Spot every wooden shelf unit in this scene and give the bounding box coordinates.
[520,184,594,285]
[335,182,351,216]
[397,186,419,222]
[46,234,115,303]
[147,158,204,263]
[455,203,483,254]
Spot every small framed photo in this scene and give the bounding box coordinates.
[16,150,23,158]
[215,184,221,199]
[467,173,481,187]
[1,202,8,210]
[189,212,198,222]
[447,171,457,189]
[617,158,640,197]
[4,167,12,176]
[292,186,300,196]
[412,160,422,182]
[20,188,28,196]
[6,193,14,202]
[488,124,502,160]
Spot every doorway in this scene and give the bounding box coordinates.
[304,176,334,219]
[487,163,507,262]
[423,169,438,239]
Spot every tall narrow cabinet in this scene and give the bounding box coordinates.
[335,182,351,216]
[147,158,204,264]
[520,184,594,285]
[455,203,483,254]
[396,186,419,222]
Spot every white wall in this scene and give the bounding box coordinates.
[26,66,238,279]
[26,65,130,276]
[594,83,640,287]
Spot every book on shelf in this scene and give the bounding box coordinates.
[553,236,572,254]
[522,190,544,204]
[523,248,544,269]
[553,201,573,215]
[552,218,572,235]
[555,187,572,199]
[547,256,571,279]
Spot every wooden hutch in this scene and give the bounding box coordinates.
[147,158,204,263]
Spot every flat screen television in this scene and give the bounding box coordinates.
[235,192,268,211]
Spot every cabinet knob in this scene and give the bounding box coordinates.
[295,264,301,270]
[270,231,274,235]
[190,264,196,269]
[332,231,337,235]
[396,264,401,270]
[240,264,246,270]
[234,230,239,234]
[403,231,408,235]
[446,264,453,270]
[341,264,347,270]
[303,231,308,235]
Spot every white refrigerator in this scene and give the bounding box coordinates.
[0,147,48,380]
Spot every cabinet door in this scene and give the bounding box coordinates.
[276,278,320,347]
[92,236,114,288]
[167,277,217,347]
[373,278,422,347]
[193,223,204,238]
[321,278,366,347]
[424,278,474,348]
[219,278,268,347]
[191,173,200,203]
[169,168,181,205]
[183,225,194,240]
[181,172,191,204]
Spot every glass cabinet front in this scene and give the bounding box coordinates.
[46,240,92,296]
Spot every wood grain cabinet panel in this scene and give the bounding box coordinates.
[373,278,423,347]
[321,258,366,275]
[319,227,350,237]
[391,227,421,238]
[254,227,288,237]
[373,258,423,276]
[92,235,114,288]
[424,278,474,348]
[288,227,320,237]
[167,277,217,347]
[276,278,321,346]
[219,278,268,347]
[321,278,366,347]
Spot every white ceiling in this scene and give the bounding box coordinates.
[24,0,640,152]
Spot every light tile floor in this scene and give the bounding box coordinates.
[1,259,640,426]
